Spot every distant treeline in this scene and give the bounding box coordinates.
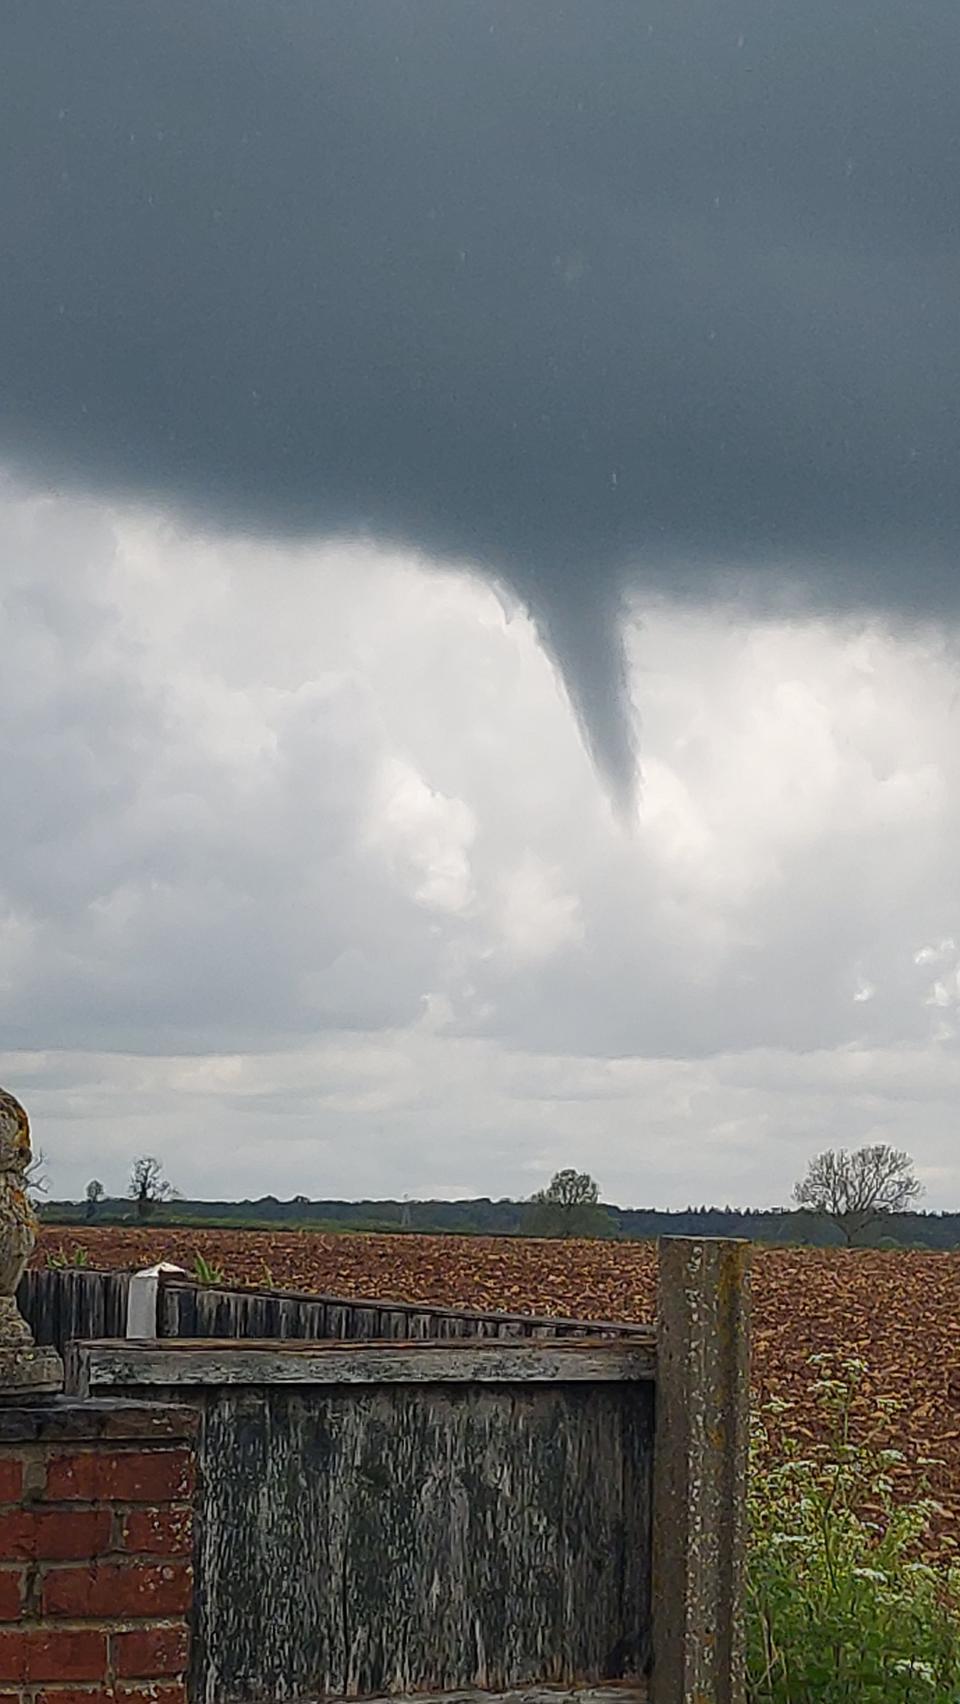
[38,1194,960,1249]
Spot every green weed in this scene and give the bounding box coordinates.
[45,1244,90,1270]
[748,1356,960,1699]
[192,1252,226,1285]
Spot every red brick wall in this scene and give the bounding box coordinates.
[0,1406,197,1704]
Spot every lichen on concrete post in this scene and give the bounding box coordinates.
[0,1087,63,1396]
[650,1235,750,1704]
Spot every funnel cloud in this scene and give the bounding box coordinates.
[2,0,959,788]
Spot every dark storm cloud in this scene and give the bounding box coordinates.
[2,0,959,787]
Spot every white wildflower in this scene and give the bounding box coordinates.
[892,1658,935,1683]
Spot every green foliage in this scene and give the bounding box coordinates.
[748,1356,960,1699]
[84,1179,105,1221]
[192,1252,226,1285]
[45,1243,90,1270]
[525,1168,614,1238]
[35,1192,960,1250]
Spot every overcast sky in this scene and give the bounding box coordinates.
[2,3,959,1205]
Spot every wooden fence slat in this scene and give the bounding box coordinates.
[20,1262,653,1362]
[17,1269,130,1357]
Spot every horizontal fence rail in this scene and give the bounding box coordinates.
[69,1334,659,1391]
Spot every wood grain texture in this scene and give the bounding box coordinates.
[20,1267,649,1361]
[191,1380,654,1703]
[17,1268,131,1356]
[76,1337,656,1390]
[159,1278,645,1344]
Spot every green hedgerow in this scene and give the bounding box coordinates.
[748,1356,960,1701]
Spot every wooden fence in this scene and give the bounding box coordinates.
[67,1237,750,1704]
[17,1266,131,1353]
[19,1265,643,1357]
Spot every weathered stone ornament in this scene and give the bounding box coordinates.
[0,1088,63,1395]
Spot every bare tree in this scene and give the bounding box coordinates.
[128,1157,172,1221]
[793,1145,922,1245]
[85,1179,105,1221]
[526,1168,612,1238]
[25,1148,48,1207]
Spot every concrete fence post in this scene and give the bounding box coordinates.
[126,1263,185,1339]
[651,1236,750,1704]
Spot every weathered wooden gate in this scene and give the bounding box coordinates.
[67,1238,749,1704]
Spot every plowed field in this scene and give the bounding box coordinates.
[35,1226,960,1543]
